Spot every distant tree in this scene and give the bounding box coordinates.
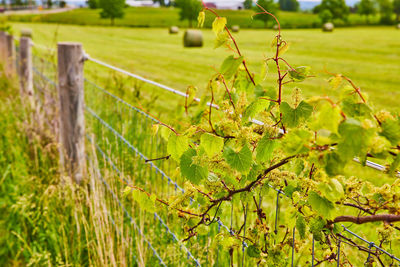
[47,0,52,8]
[175,0,202,28]
[243,0,253,9]
[319,9,333,22]
[393,0,400,21]
[279,0,299,11]
[313,0,349,21]
[378,0,393,24]
[60,1,66,7]
[99,0,125,25]
[87,0,98,9]
[254,0,279,27]
[153,0,167,7]
[357,0,377,23]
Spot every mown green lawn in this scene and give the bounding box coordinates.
[7,7,383,29]
[11,22,400,112]
[10,22,400,186]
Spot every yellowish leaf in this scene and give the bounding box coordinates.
[212,17,227,36]
[278,42,290,56]
[329,75,342,90]
[197,11,205,28]
[151,124,159,136]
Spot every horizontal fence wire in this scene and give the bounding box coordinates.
[30,52,400,266]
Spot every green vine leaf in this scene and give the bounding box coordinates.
[247,245,261,258]
[324,152,346,176]
[337,118,373,161]
[296,215,306,239]
[256,134,278,163]
[341,98,372,118]
[389,154,400,176]
[308,191,334,220]
[243,99,269,121]
[223,145,252,174]
[310,217,327,241]
[380,118,400,146]
[124,187,156,213]
[180,149,208,185]
[280,101,313,128]
[282,129,312,156]
[200,133,224,157]
[310,103,342,134]
[167,133,188,161]
[288,66,311,82]
[318,178,344,202]
[220,55,244,80]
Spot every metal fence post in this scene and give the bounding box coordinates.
[5,33,15,76]
[57,42,85,184]
[19,36,34,109]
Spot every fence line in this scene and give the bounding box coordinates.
[8,35,400,266]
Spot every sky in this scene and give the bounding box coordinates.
[62,0,359,10]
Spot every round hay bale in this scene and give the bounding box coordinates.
[397,23,400,29]
[183,30,203,48]
[20,28,33,39]
[231,25,240,33]
[169,26,179,34]
[322,22,334,32]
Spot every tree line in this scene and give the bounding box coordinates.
[314,0,400,24]
[85,0,400,26]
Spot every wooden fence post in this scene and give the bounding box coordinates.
[5,33,15,76]
[57,42,85,184]
[19,37,35,109]
[0,31,7,69]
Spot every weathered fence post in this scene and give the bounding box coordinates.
[19,37,35,109]
[0,31,7,68]
[57,42,85,184]
[5,33,16,76]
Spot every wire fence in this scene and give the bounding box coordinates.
[23,45,400,266]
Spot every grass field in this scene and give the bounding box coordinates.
[11,22,400,113]
[6,7,385,29]
[9,21,399,185]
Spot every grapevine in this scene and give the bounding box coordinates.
[125,6,400,266]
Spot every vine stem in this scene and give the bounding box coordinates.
[255,4,284,105]
[201,1,256,86]
[333,214,400,224]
